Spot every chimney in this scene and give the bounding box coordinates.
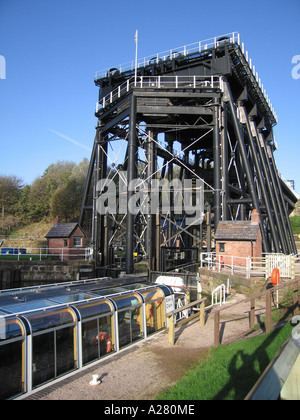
[251,209,259,224]
[54,216,60,226]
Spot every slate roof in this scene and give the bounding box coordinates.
[214,221,260,241]
[45,223,84,239]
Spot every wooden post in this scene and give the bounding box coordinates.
[200,300,205,327]
[293,280,299,317]
[266,290,272,334]
[214,310,220,347]
[250,298,255,330]
[168,314,175,346]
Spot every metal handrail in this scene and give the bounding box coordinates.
[212,284,226,306]
[0,247,91,262]
[96,75,224,112]
[95,32,239,80]
[94,30,277,124]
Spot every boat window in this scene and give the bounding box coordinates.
[0,315,24,341]
[110,293,142,310]
[32,325,77,388]
[118,306,144,349]
[72,299,114,320]
[81,315,114,365]
[50,293,96,305]
[23,307,76,333]
[0,316,25,399]
[139,287,164,302]
[157,284,173,297]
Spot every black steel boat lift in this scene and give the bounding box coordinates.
[79,33,298,274]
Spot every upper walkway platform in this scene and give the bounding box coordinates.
[94,32,277,127]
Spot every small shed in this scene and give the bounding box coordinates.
[214,210,262,267]
[45,219,86,260]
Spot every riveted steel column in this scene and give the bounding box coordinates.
[224,82,269,252]
[146,128,157,271]
[255,123,286,253]
[213,98,221,228]
[167,135,174,244]
[221,102,229,220]
[126,94,137,274]
[94,129,108,265]
[267,140,296,254]
[241,105,279,253]
[260,133,294,254]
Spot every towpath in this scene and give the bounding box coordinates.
[26,293,267,400]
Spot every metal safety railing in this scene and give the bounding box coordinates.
[200,252,299,280]
[0,247,92,262]
[212,284,226,306]
[96,75,224,111]
[94,30,277,124]
[95,32,240,80]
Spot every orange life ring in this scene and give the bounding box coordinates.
[271,268,280,286]
[91,332,112,353]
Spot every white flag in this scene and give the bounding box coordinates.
[134,30,138,44]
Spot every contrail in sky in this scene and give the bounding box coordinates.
[49,128,92,152]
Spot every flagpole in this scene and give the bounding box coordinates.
[134,30,138,86]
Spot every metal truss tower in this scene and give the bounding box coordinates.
[79,32,298,274]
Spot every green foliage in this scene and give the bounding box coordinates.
[290,216,300,235]
[293,200,300,217]
[0,159,88,227]
[0,175,23,213]
[0,175,23,230]
[50,177,85,222]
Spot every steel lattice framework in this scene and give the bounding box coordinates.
[79,32,297,274]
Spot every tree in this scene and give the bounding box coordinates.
[27,161,79,222]
[18,185,31,222]
[293,200,300,217]
[0,175,23,215]
[50,175,86,222]
[0,176,23,229]
[27,177,50,221]
[0,159,89,225]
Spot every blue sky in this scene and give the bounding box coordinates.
[0,0,299,193]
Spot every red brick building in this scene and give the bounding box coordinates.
[214,210,262,267]
[45,220,86,260]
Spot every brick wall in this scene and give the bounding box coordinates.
[48,238,65,253]
[47,227,85,260]
[216,233,262,267]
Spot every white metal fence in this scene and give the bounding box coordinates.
[200,252,299,280]
[265,254,294,279]
[0,247,92,262]
[200,252,254,278]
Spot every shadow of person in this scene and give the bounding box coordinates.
[213,348,270,400]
